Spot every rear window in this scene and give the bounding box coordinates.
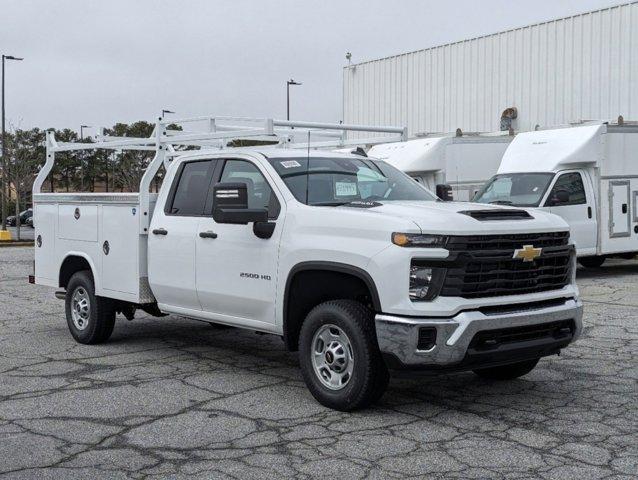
[167,160,215,216]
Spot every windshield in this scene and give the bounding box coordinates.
[267,156,438,205]
[473,173,554,207]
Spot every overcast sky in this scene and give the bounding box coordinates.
[0,0,627,131]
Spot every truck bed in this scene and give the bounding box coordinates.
[33,193,158,304]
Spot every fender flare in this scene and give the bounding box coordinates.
[59,252,101,292]
[282,261,382,349]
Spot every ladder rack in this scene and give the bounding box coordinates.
[33,115,407,235]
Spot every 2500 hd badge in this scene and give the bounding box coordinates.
[240,272,272,281]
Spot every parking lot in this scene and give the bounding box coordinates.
[0,246,636,479]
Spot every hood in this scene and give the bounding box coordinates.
[339,200,568,235]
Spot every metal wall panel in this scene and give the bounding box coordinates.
[343,2,638,136]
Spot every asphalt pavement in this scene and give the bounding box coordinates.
[0,247,636,479]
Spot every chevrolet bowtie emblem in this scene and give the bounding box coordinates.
[513,244,542,262]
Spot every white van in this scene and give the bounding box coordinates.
[368,133,513,201]
[474,122,638,267]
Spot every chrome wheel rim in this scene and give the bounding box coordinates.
[311,324,354,390]
[71,287,91,331]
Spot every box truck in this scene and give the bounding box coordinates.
[474,122,638,267]
[367,132,514,201]
[31,115,582,410]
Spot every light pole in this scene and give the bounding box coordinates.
[80,124,91,141]
[286,79,301,121]
[1,54,23,234]
[161,109,174,118]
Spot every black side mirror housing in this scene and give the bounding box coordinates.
[212,182,268,224]
[436,184,453,201]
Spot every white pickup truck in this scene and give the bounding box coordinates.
[32,116,583,411]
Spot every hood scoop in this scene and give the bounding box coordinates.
[459,209,533,221]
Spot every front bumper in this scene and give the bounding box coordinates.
[375,297,583,371]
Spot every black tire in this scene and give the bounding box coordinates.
[298,300,389,411]
[473,358,539,380]
[65,270,116,344]
[578,256,606,268]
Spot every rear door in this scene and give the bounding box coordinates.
[195,156,284,327]
[148,158,217,311]
[544,170,597,254]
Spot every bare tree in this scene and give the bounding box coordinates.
[4,127,45,240]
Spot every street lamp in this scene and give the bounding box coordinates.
[286,79,302,121]
[80,125,91,141]
[161,109,175,118]
[1,54,23,234]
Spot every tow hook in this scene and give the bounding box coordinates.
[54,291,66,300]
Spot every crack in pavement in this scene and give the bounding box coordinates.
[0,247,637,479]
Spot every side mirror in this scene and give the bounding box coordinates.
[212,182,268,224]
[436,184,453,201]
[549,189,570,206]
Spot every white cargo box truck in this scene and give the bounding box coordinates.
[474,122,638,267]
[367,133,513,201]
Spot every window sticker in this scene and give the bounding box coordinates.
[280,160,301,169]
[335,181,358,197]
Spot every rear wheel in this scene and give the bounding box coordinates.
[299,300,389,411]
[473,358,539,380]
[65,270,116,344]
[578,256,606,268]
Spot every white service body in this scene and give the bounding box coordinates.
[368,134,512,201]
[475,123,638,258]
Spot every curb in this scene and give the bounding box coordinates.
[0,242,34,248]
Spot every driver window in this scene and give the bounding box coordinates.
[545,172,586,206]
[219,160,281,219]
[356,166,387,199]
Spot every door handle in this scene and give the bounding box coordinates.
[587,206,592,219]
[199,231,218,239]
[152,228,168,235]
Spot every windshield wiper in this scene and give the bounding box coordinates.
[309,201,351,206]
[489,200,513,205]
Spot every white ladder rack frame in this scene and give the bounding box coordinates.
[34,115,407,234]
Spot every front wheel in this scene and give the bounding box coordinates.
[473,358,539,380]
[298,300,389,411]
[65,270,116,344]
[578,256,606,268]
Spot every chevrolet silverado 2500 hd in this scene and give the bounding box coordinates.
[32,116,583,411]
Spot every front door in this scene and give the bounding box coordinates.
[543,170,597,255]
[148,158,217,311]
[195,157,284,327]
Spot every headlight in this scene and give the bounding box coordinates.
[409,265,433,300]
[392,233,447,248]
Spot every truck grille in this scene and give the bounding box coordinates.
[439,232,572,298]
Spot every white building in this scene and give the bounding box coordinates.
[343,2,638,135]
